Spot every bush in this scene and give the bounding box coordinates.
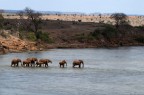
[75,33,95,42]
[135,26,144,30]
[90,28,103,39]
[89,25,118,41]
[75,33,86,42]
[0,14,4,29]
[27,32,37,41]
[102,25,118,40]
[134,36,144,43]
[36,31,53,43]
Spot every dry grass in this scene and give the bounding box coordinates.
[3,14,144,26]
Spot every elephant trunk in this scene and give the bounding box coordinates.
[82,63,84,68]
[49,60,52,63]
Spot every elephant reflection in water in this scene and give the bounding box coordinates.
[36,59,52,67]
[11,58,22,67]
[73,60,84,68]
[59,60,67,68]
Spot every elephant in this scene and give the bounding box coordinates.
[36,59,52,67]
[26,57,38,67]
[59,60,67,68]
[11,58,22,67]
[73,60,84,68]
[22,60,31,67]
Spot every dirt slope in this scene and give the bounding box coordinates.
[0,30,38,54]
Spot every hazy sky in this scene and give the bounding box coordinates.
[0,0,144,15]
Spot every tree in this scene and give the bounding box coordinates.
[0,9,4,29]
[110,13,128,28]
[17,11,24,19]
[24,7,42,40]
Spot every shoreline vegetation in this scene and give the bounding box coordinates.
[1,8,144,54]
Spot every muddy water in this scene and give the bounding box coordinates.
[0,47,144,95]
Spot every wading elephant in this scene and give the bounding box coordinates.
[22,60,31,67]
[11,58,22,67]
[59,60,67,68]
[26,57,38,67]
[73,60,84,68]
[36,59,52,67]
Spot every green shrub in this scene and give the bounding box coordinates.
[27,32,37,41]
[37,31,53,43]
[89,25,118,40]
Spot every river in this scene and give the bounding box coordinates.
[0,46,144,95]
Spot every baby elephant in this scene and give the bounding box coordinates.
[11,58,22,67]
[73,60,84,68]
[59,60,67,68]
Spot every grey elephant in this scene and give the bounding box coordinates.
[36,59,52,67]
[73,60,84,68]
[11,58,22,67]
[22,59,31,67]
[59,60,67,68]
[26,57,38,67]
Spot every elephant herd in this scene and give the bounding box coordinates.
[11,58,84,68]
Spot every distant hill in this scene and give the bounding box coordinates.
[4,10,19,13]
[2,9,144,16]
[3,9,86,15]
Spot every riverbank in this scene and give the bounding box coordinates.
[1,36,144,54]
[1,19,144,54]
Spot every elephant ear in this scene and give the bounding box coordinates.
[79,60,83,63]
[18,59,21,62]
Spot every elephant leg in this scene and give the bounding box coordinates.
[32,63,34,67]
[73,65,75,68]
[38,64,40,67]
[46,64,48,67]
[17,63,19,67]
[79,64,81,68]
